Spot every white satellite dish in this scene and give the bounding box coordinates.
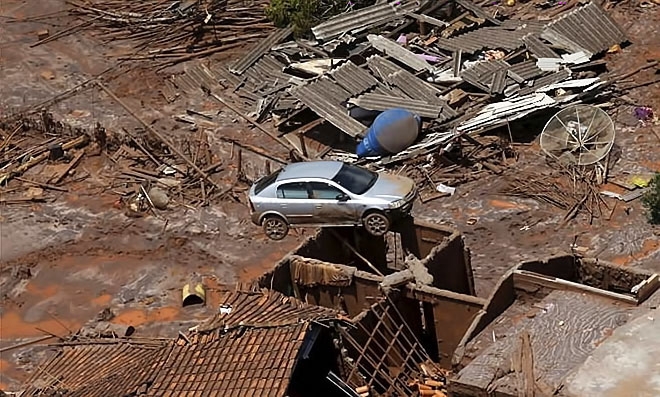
[540,105,615,166]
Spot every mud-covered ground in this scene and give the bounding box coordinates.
[1,0,659,392]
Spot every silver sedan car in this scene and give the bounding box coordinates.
[248,161,417,240]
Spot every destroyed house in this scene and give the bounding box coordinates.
[257,222,660,396]
[20,290,350,397]
[449,254,660,396]
[259,219,484,371]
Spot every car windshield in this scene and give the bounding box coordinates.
[331,163,378,195]
[254,169,281,195]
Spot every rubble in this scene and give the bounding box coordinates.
[68,0,276,66]
[181,0,632,203]
[3,0,660,395]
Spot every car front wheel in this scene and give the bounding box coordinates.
[363,211,390,236]
[262,215,289,240]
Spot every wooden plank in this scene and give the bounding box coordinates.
[52,151,84,184]
[513,270,638,305]
[633,274,660,302]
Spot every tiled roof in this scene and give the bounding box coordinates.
[21,291,344,397]
[198,289,342,332]
[147,325,309,397]
[20,340,169,397]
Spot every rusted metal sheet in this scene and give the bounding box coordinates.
[368,34,433,72]
[349,93,443,118]
[290,80,365,137]
[541,1,627,55]
[523,34,559,58]
[229,27,293,75]
[312,1,418,41]
[329,61,379,96]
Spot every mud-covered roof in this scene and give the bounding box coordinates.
[20,290,343,397]
[198,288,343,332]
[20,340,169,397]
[148,325,309,396]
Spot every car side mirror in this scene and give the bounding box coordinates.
[336,193,349,202]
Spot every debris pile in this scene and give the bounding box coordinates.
[0,109,246,213]
[500,164,609,224]
[68,0,274,65]
[182,0,630,202]
[0,113,91,204]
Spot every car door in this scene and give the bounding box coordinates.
[308,181,358,225]
[275,182,314,224]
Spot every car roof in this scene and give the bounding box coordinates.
[276,161,344,182]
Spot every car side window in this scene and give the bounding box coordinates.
[309,182,343,200]
[277,182,309,199]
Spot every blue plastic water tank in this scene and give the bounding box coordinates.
[356,108,421,157]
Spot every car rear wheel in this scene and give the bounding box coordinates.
[363,211,390,236]
[262,215,289,240]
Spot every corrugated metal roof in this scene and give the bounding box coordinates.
[366,55,401,78]
[349,93,443,118]
[329,61,379,96]
[368,34,433,72]
[175,64,220,95]
[312,1,418,41]
[491,69,508,94]
[230,27,293,75]
[388,70,458,121]
[518,69,571,95]
[389,69,443,103]
[312,76,353,104]
[199,289,342,332]
[241,55,290,94]
[460,59,511,93]
[508,59,544,80]
[371,82,411,98]
[541,1,626,55]
[433,24,544,54]
[523,34,559,58]
[147,325,309,396]
[290,81,366,137]
[21,340,169,397]
[455,0,501,25]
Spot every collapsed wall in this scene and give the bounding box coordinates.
[258,218,483,368]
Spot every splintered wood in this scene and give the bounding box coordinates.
[67,0,275,66]
[499,163,609,225]
[0,113,91,204]
[397,134,514,203]
[0,110,249,213]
